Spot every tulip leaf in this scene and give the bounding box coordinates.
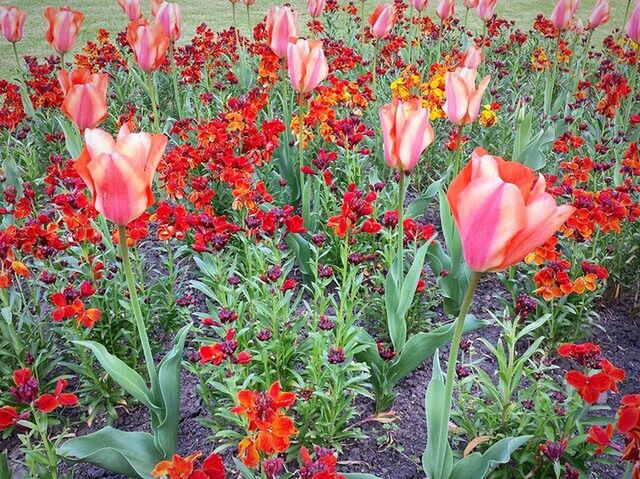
[0,450,11,478]
[450,435,532,479]
[57,117,82,159]
[58,426,163,479]
[384,256,402,351]
[285,233,313,284]
[388,314,487,387]
[152,323,190,457]
[396,241,430,323]
[423,351,453,479]
[73,340,159,413]
[406,178,444,218]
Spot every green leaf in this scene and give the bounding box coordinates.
[58,427,163,479]
[395,241,430,323]
[406,179,443,218]
[384,257,401,349]
[388,315,487,387]
[422,351,453,479]
[0,450,11,478]
[56,117,82,159]
[233,457,258,479]
[152,323,190,457]
[450,435,532,479]
[73,340,159,413]
[285,233,313,284]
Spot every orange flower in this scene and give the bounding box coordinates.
[126,18,170,72]
[44,6,84,54]
[587,423,614,455]
[74,124,168,225]
[230,382,296,430]
[152,451,226,479]
[58,68,109,131]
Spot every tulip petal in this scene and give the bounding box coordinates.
[444,72,470,125]
[455,177,526,271]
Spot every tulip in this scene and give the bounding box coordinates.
[58,68,109,131]
[443,67,491,125]
[308,0,326,18]
[153,1,181,41]
[447,147,575,272]
[0,6,26,43]
[126,18,170,72]
[369,4,397,39]
[266,6,299,58]
[412,0,429,11]
[44,6,84,55]
[625,1,640,43]
[463,0,478,7]
[74,124,167,226]
[462,43,482,68]
[379,98,434,172]
[436,0,455,21]
[117,0,142,21]
[550,0,581,31]
[288,39,329,93]
[244,0,256,4]
[587,0,610,29]
[476,0,498,21]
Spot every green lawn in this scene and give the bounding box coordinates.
[0,0,631,78]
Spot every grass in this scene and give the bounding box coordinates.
[0,0,632,77]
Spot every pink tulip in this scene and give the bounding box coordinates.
[379,98,434,172]
[287,39,329,92]
[625,1,640,43]
[369,4,397,39]
[153,1,181,41]
[443,67,491,125]
[587,0,610,29]
[308,0,326,18]
[117,0,142,21]
[58,68,109,131]
[74,124,167,226]
[44,6,85,54]
[463,0,478,7]
[412,0,429,12]
[476,0,498,21]
[447,147,575,272]
[462,43,482,68]
[550,0,581,31]
[436,0,455,21]
[0,6,26,43]
[126,18,170,72]
[266,6,299,58]
[244,0,256,4]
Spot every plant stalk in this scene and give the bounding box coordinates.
[146,72,161,133]
[397,171,405,287]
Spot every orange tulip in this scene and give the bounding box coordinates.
[436,0,455,21]
[443,67,490,125]
[476,0,498,21]
[74,124,167,225]
[550,0,581,31]
[379,98,434,172]
[126,18,170,72]
[587,0,609,29]
[266,6,299,58]
[117,0,142,21]
[447,147,575,272]
[287,39,329,92]
[44,6,84,54]
[153,0,182,41]
[58,68,109,131]
[368,4,397,39]
[0,6,26,43]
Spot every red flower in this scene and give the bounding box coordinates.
[35,379,78,413]
[565,370,611,404]
[599,359,625,393]
[0,406,18,430]
[285,215,307,234]
[152,451,226,479]
[587,423,614,454]
[618,395,640,433]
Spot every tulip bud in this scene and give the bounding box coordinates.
[369,4,397,39]
[287,38,329,92]
[0,6,26,43]
[44,6,84,54]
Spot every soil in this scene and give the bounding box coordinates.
[3,240,639,479]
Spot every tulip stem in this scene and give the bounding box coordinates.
[622,0,632,37]
[232,2,240,48]
[360,0,366,48]
[437,271,482,468]
[146,72,161,133]
[246,4,251,29]
[118,225,158,388]
[59,52,65,70]
[371,39,378,98]
[453,124,464,174]
[625,53,638,125]
[12,43,21,73]
[169,43,183,120]
[298,91,310,228]
[397,172,405,285]
[464,7,469,30]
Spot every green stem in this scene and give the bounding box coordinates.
[169,42,183,119]
[232,2,239,47]
[360,0,366,48]
[12,43,21,73]
[625,53,638,125]
[371,40,378,98]
[622,0,632,37]
[397,172,405,285]
[59,52,65,70]
[437,271,482,468]
[463,7,469,31]
[280,62,294,203]
[146,72,161,133]
[453,124,464,174]
[118,225,157,387]
[246,4,251,28]
[298,91,310,228]
[32,409,58,478]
